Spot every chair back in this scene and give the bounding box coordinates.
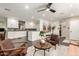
[1,39,14,50]
[0,39,27,56]
[50,34,59,44]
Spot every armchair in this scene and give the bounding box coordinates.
[0,39,28,56]
[46,34,59,49]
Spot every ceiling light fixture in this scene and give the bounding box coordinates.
[46,9,49,11]
[10,19,16,23]
[29,22,35,26]
[69,4,73,8]
[25,5,29,9]
[71,13,74,16]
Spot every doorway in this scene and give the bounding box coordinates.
[70,19,79,40]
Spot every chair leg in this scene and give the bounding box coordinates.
[47,49,50,52]
[55,45,56,50]
[33,48,36,56]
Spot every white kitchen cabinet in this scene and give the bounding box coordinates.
[8,31,26,39]
[31,31,40,41]
[7,18,19,28]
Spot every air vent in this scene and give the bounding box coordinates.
[4,8,11,11]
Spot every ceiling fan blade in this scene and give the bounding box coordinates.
[49,9,56,13]
[47,3,52,8]
[37,8,47,12]
[48,3,52,6]
[36,4,47,9]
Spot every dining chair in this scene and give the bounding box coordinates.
[0,39,28,56]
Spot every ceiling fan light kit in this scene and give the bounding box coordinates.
[37,3,56,13]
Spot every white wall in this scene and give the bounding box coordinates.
[25,21,35,28]
[51,20,70,40]
[8,31,26,39]
[60,17,79,40]
[29,31,40,41]
[7,18,19,28]
[69,18,79,40]
[0,16,7,29]
[40,20,43,31]
[25,21,40,31]
[39,20,60,35]
[51,21,59,35]
[40,20,51,31]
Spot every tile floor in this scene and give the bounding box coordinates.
[26,44,69,56]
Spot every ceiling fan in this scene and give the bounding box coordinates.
[37,3,56,13]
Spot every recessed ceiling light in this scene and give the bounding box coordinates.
[29,22,35,26]
[10,19,16,23]
[31,16,34,19]
[42,14,45,16]
[46,9,49,11]
[25,5,29,9]
[71,13,74,16]
[69,4,73,7]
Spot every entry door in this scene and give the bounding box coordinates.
[70,20,79,40]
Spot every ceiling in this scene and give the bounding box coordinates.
[0,3,79,21]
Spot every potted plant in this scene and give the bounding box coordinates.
[39,31,46,46]
[39,31,46,40]
[39,31,45,37]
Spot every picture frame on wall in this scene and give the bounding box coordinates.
[47,24,51,32]
[43,24,46,32]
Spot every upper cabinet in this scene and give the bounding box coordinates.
[7,18,19,28]
[0,17,7,29]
